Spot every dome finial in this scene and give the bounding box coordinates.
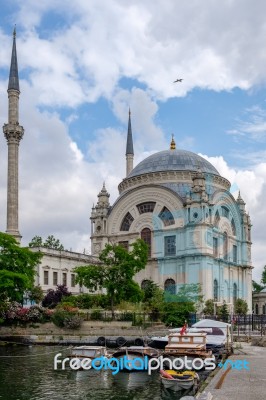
[170,134,176,150]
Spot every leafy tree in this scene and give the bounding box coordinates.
[142,280,160,304]
[217,301,229,322]
[261,266,266,286]
[28,235,43,247]
[75,239,148,317]
[118,280,144,303]
[29,285,44,304]
[252,280,264,293]
[164,283,203,311]
[161,301,195,327]
[44,235,64,250]
[0,232,42,302]
[42,285,71,308]
[234,298,248,315]
[203,299,215,315]
[29,235,64,250]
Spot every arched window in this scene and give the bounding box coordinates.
[164,278,176,294]
[159,207,174,226]
[137,202,156,214]
[231,219,236,236]
[141,228,151,257]
[214,211,220,227]
[223,232,228,260]
[120,212,134,231]
[141,280,150,290]
[214,279,218,301]
[233,283,237,304]
[221,206,229,218]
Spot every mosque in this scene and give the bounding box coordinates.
[2,31,253,310]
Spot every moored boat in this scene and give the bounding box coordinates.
[149,319,232,356]
[69,346,109,368]
[160,369,198,391]
[163,332,214,370]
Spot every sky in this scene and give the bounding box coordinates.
[0,0,265,281]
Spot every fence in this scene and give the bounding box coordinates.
[192,313,266,336]
[78,310,266,335]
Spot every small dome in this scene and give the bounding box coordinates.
[127,149,220,178]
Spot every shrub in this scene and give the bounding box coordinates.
[63,314,83,329]
[118,312,133,321]
[61,294,110,310]
[42,285,71,308]
[90,310,103,320]
[51,309,83,329]
[161,302,195,327]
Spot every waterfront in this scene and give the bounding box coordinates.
[0,345,195,400]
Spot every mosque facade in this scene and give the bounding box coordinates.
[90,112,253,311]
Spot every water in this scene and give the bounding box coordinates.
[0,346,195,400]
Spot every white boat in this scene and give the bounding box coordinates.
[149,319,232,354]
[160,369,198,391]
[69,346,109,368]
[164,332,212,361]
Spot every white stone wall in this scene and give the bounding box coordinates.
[31,247,101,295]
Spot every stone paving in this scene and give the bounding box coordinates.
[198,343,266,400]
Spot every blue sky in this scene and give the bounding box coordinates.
[0,0,265,280]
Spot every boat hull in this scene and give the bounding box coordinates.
[161,376,195,391]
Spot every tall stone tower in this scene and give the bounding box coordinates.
[3,28,24,242]
[125,109,134,176]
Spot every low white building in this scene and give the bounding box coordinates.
[31,247,100,294]
[253,288,266,314]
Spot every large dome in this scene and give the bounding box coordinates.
[127,149,220,178]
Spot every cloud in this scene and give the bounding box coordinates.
[201,153,266,281]
[227,106,266,142]
[0,0,265,108]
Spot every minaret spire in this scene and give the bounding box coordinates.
[8,26,20,92]
[3,28,24,242]
[126,108,134,176]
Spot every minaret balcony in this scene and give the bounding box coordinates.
[3,123,24,143]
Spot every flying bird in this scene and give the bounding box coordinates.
[173,78,183,83]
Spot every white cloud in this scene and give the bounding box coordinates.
[201,153,266,281]
[0,0,264,108]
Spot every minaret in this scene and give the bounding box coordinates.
[3,28,24,242]
[126,108,134,176]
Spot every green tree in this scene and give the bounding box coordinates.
[28,235,43,247]
[161,301,195,327]
[203,299,215,315]
[29,235,64,250]
[252,280,264,293]
[0,232,42,302]
[164,283,203,311]
[217,301,229,322]
[234,298,248,315]
[75,239,148,317]
[261,266,266,286]
[44,235,64,250]
[29,285,44,304]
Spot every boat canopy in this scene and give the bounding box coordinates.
[192,319,231,328]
